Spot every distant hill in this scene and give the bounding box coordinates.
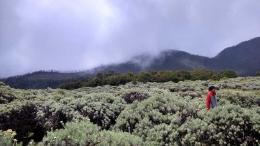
[0,70,92,89]
[211,37,260,76]
[146,50,210,71]
[1,37,260,89]
[88,51,210,74]
[94,37,260,76]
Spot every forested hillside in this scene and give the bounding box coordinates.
[95,37,260,76]
[1,77,260,145]
[0,70,92,89]
[211,37,260,75]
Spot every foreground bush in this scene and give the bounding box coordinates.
[0,129,22,146]
[1,77,260,145]
[113,93,260,145]
[0,101,40,143]
[37,120,146,146]
[113,92,202,145]
[0,87,126,144]
[181,104,260,145]
[65,93,126,129]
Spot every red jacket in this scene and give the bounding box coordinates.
[206,91,216,110]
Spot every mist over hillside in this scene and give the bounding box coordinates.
[91,37,260,76]
[1,37,260,89]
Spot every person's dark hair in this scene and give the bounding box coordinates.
[208,86,215,91]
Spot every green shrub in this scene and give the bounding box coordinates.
[66,93,126,129]
[190,69,219,81]
[35,102,74,134]
[0,87,17,104]
[113,92,260,145]
[113,92,202,145]
[38,120,146,146]
[0,129,22,146]
[38,119,100,146]
[220,69,237,78]
[1,76,260,145]
[193,105,260,145]
[0,102,39,143]
[217,90,260,108]
[256,72,260,76]
[0,82,5,86]
[121,92,150,104]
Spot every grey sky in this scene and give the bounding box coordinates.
[1,0,260,78]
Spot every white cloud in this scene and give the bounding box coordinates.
[0,0,260,77]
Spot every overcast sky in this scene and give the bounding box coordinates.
[1,0,260,78]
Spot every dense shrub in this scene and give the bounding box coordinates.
[220,69,237,78]
[113,92,202,145]
[0,92,16,104]
[1,77,260,145]
[0,101,40,144]
[35,102,73,134]
[0,88,125,144]
[121,92,150,104]
[190,69,219,81]
[66,93,126,130]
[38,120,146,146]
[0,129,22,146]
[256,72,260,76]
[113,92,260,145]
[217,90,260,108]
[38,120,100,146]
[0,84,17,104]
[193,105,260,145]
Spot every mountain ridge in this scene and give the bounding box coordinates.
[1,37,260,89]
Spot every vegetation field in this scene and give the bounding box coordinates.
[1,76,260,145]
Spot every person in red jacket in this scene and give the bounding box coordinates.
[206,86,217,110]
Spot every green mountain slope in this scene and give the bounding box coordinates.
[93,37,260,75]
[0,70,92,89]
[211,37,260,75]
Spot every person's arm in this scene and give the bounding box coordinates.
[206,93,211,110]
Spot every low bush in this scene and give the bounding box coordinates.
[38,120,147,146]
[113,92,202,145]
[121,92,150,104]
[0,101,40,144]
[217,90,260,108]
[0,129,22,146]
[113,92,260,145]
[1,77,260,145]
[65,93,126,130]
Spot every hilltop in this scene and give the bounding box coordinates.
[97,37,260,76]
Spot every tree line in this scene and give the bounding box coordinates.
[58,69,238,90]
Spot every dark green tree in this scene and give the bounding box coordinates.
[220,69,237,78]
[256,72,260,76]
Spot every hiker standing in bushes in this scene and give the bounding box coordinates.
[206,86,217,110]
